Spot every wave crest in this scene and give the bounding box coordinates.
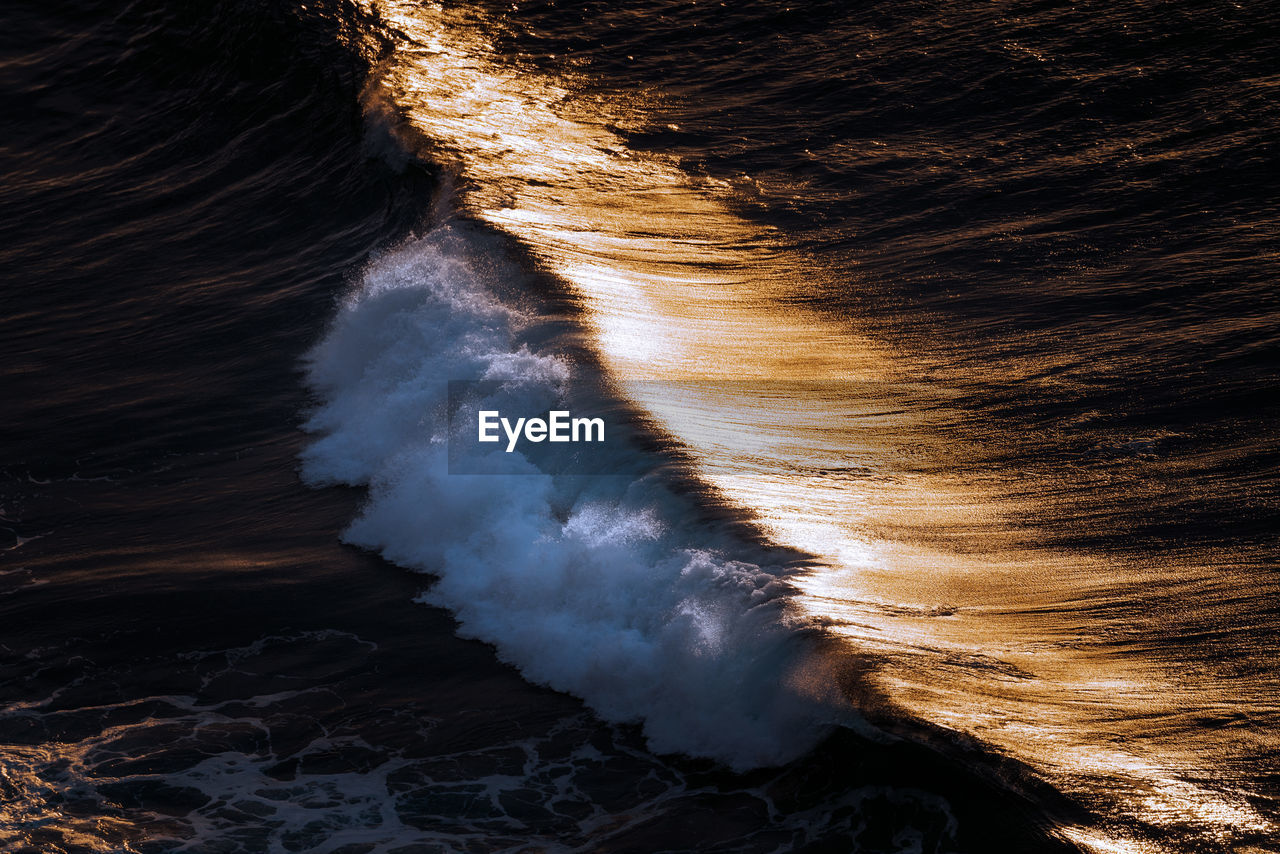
[301,224,845,768]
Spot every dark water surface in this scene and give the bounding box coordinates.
[3,1,1278,852]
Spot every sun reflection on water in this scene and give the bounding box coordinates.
[364,2,1276,849]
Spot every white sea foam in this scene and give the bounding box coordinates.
[301,223,843,768]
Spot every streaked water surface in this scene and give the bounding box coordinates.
[361,0,1280,850]
[2,0,1277,852]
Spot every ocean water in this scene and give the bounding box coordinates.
[2,1,1278,852]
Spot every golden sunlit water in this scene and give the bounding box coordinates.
[365,2,1277,849]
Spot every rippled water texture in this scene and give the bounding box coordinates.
[356,0,1280,850]
[3,0,1278,852]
